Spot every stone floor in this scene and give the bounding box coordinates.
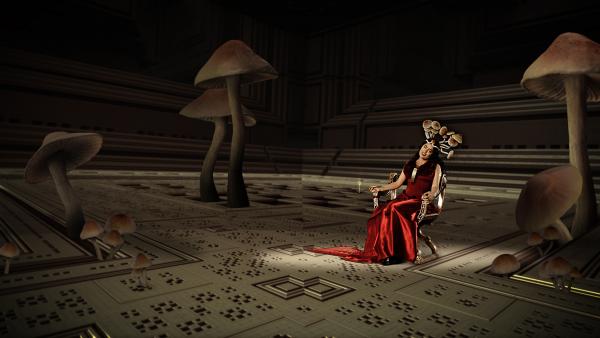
[0,169,598,338]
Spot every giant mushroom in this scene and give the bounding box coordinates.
[179,89,253,202]
[521,32,600,237]
[516,166,581,244]
[193,40,278,208]
[25,132,103,240]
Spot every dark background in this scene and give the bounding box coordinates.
[1,0,600,148]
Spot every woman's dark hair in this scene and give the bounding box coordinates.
[403,140,446,178]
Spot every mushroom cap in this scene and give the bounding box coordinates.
[179,88,252,122]
[431,121,441,130]
[0,243,20,258]
[451,134,463,144]
[439,126,448,136]
[490,254,520,275]
[102,230,124,247]
[105,213,136,234]
[542,226,561,241]
[227,110,256,127]
[446,150,454,159]
[194,40,278,88]
[448,138,459,147]
[25,132,103,184]
[446,131,455,136]
[422,120,432,129]
[546,256,572,277]
[132,253,151,269]
[521,32,600,102]
[80,220,104,240]
[527,232,544,246]
[515,166,582,232]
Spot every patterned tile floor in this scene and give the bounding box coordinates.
[0,169,598,338]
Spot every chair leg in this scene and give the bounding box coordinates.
[418,228,438,255]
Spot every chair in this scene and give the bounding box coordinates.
[374,171,447,264]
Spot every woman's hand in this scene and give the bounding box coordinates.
[369,186,381,195]
[421,192,432,204]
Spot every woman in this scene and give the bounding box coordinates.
[310,140,445,265]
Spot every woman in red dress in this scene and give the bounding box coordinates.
[310,141,445,265]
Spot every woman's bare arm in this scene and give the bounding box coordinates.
[422,164,442,202]
[370,169,406,193]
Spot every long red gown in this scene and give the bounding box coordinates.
[310,162,436,263]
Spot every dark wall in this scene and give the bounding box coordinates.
[2,0,599,149]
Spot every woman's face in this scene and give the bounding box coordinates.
[419,142,434,160]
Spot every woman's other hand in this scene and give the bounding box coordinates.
[369,186,381,195]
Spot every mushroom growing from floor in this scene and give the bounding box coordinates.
[521,32,600,238]
[102,230,124,260]
[544,256,572,290]
[131,253,152,289]
[194,40,278,208]
[105,214,136,259]
[516,166,582,245]
[179,88,253,202]
[80,220,104,260]
[565,267,582,292]
[0,243,20,275]
[526,232,544,257]
[490,254,520,276]
[25,132,103,240]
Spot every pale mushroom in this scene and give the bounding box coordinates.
[521,32,600,237]
[25,132,103,240]
[105,214,136,259]
[451,134,463,144]
[131,253,152,289]
[102,230,124,260]
[516,166,582,244]
[431,121,441,131]
[80,220,104,260]
[545,256,572,290]
[422,120,433,129]
[526,232,544,257]
[0,243,20,275]
[447,150,455,159]
[179,89,253,202]
[439,126,448,136]
[448,138,459,147]
[194,40,278,208]
[490,254,520,276]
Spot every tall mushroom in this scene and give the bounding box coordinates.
[521,32,600,237]
[80,220,104,260]
[194,40,278,208]
[180,89,253,202]
[25,132,103,240]
[0,243,20,275]
[516,166,581,244]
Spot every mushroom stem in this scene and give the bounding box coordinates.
[225,76,249,208]
[3,259,9,275]
[107,242,124,260]
[90,239,103,260]
[565,75,597,238]
[200,116,226,202]
[48,155,85,240]
[552,219,573,244]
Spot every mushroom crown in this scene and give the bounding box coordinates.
[132,253,151,269]
[527,232,544,246]
[490,254,520,275]
[521,32,600,102]
[80,220,104,240]
[179,88,252,122]
[546,256,572,277]
[542,226,561,240]
[25,132,103,184]
[0,243,20,258]
[516,166,582,232]
[106,213,136,234]
[194,40,278,88]
[103,230,124,247]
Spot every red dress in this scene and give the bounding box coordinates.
[310,162,436,263]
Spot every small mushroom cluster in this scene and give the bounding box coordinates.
[104,213,136,260]
[422,120,462,159]
[517,166,582,255]
[539,257,582,292]
[0,243,20,275]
